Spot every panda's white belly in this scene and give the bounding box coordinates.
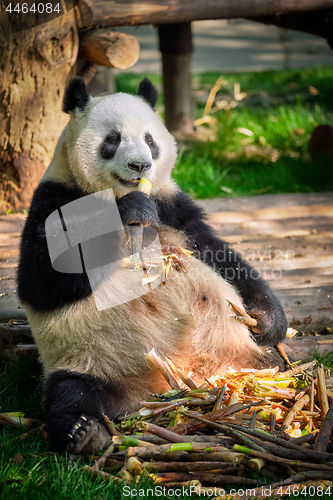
[25,236,262,388]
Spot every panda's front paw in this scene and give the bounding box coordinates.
[248,308,287,347]
[66,415,111,457]
[117,191,159,226]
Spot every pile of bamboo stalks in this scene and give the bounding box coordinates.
[85,356,333,499]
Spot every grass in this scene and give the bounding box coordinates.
[116,66,333,199]
[312,349,333,369]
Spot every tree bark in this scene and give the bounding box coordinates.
[0,10,79,214]
[77,0,333,29]
[158,23,194,135]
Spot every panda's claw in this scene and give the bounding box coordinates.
[65,416,111,457]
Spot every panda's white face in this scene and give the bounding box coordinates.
[66,92,178,198]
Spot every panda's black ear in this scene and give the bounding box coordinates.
[62,77,90,114]
[138,78,158,110]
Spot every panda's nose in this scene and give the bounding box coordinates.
[128,161,151,173]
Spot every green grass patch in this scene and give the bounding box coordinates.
[311,349,333,369]
[116,67,333,199]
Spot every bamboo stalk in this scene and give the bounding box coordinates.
[249,410,257,430]
[103,414,119,437]
[313,402,333,454]
[142,461,235,472]
[195,474,259,486]
[280,361,317,377]
[213,385,226,412]
[139,399,190,409]
[290,429,319,445]
[126,442,236,457]
[217,424,268,454]
[233,445,333,469]
[317,364,329,420]
[165,357,198,389]
[146,349,180,390]
[117,467,135,482]
[135,421,192,443]
[247,457,266,472]
[310,379,315,412]
[91,443,115,471]
[281,394,310,432]
[126,434,167,445]
[161,480,201,488]
[150,472,194,483]
[186,452,244,464]
[267,470,333,489]
[277,342,293,366]
[126,457,144,475]
[112,435,156,448]
[229,423,333,461]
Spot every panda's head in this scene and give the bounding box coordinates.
[62,77,178,198]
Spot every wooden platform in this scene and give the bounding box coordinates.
[1,192,333,340]
[197,192,333,334]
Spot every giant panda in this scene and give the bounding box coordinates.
[18,77,287,456]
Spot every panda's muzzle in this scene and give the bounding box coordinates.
[128,161,151,173]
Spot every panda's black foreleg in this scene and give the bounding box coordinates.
[192,224,287,346]
[116,191,159,226]
[43,370,123,456]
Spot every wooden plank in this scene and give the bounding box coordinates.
[282,334,333,362]
[225,230,333,244]
[198,192,333,214]
[77,0,333,30]
[275,286,333,332]
[208,217,333,237]
[209,204,333,224]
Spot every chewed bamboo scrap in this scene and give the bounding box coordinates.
[146,348,180,390]
[227,300,258,328]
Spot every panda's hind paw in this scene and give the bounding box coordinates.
[66,416,111,457]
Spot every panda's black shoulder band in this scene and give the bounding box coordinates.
[63,77,90,114]
[18,181,92,312]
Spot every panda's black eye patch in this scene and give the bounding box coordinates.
[101,132,121,160]
[145,132,160,160]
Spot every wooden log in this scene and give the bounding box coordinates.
[79,30,139,69]
[158,23,194,135]
[249,8,333,47]
[77,0,333,30]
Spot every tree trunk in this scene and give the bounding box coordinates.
[158,23,194,135]
[0,10,79,214]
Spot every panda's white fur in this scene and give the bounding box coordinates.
[18,78,285,455]
[43,92,177,200]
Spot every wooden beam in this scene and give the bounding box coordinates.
[249,7,333,48]
[77,0,333,30]
[78,30,139,69]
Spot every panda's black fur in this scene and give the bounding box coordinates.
[18,77,287,456]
